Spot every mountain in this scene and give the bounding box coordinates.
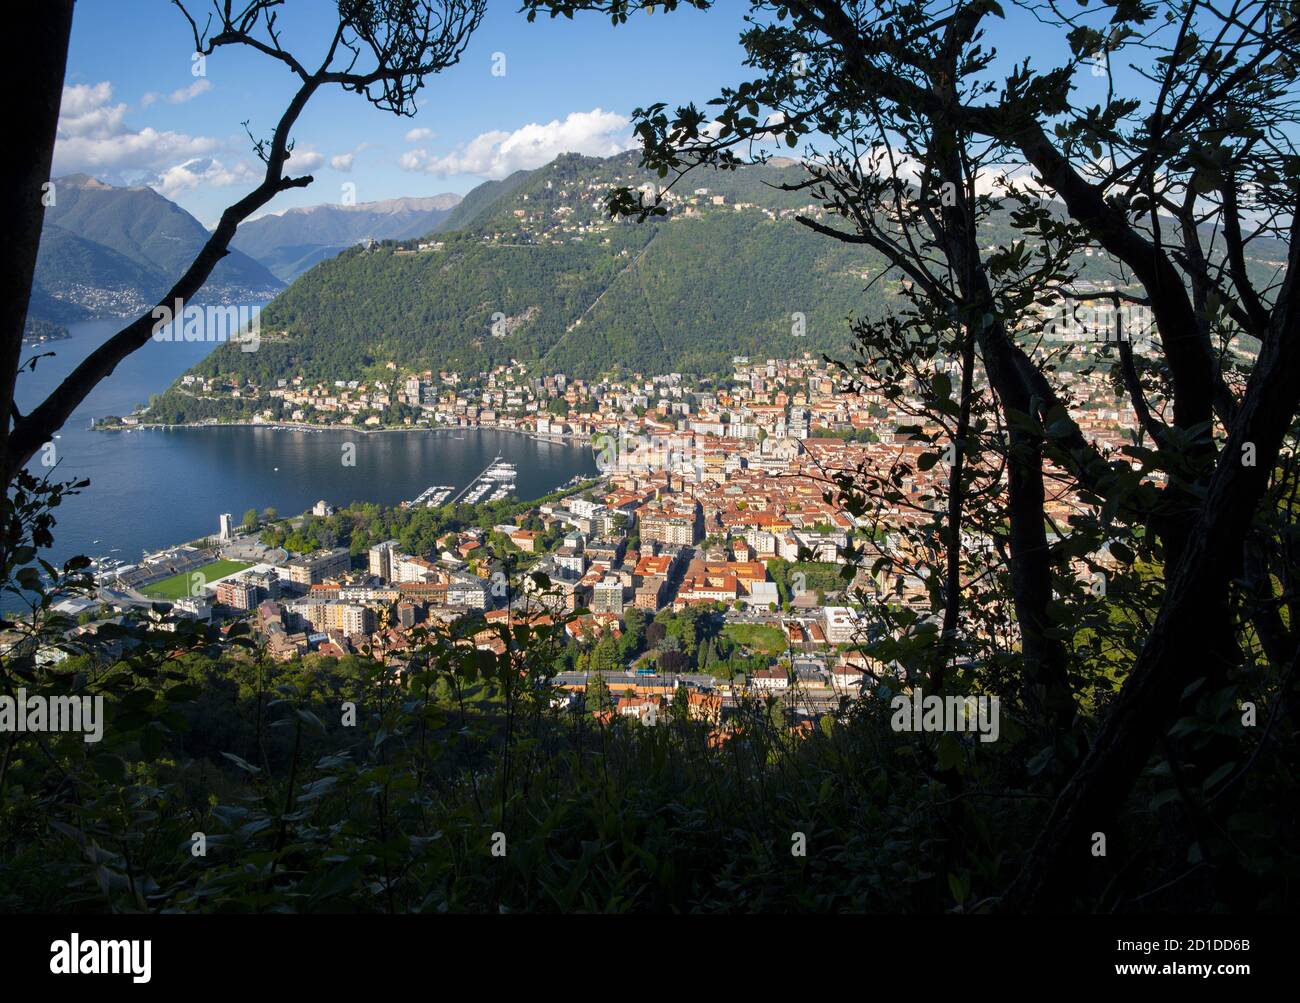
[231,193,462,282]
[431,171,532,234]
[159,152,882,398]
[149,149,1283,415]
[30,174,283,323]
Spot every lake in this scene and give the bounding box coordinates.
[13,318,598,575]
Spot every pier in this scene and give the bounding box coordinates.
[408,485,456,508]
[449,456,518,506]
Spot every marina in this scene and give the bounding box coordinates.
[407,485,457,508]
[452,456,518,506]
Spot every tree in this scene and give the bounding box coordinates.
[592,634,622,673]
[3,0,486,482]
[0,0,74,484]
[242,508,259,532]
[586,671,613,716]
[671,682,692,723]
[657,649,689,674]
[528,0,1300,912]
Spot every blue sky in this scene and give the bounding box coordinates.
[56,0,754,224]
[56,2,1108,226]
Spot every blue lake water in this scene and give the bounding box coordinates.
[13,318,597,574]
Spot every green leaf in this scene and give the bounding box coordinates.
[1026,745,1055,776]
[1202,761,1236,793]
[92,754,127,783]
[221,751,262,775]
[930,371,953,401]
[295,708,326,732]
[1108,541,1135,564]
[308,857,361,904]
[937,733,962,772]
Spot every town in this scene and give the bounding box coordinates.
[33,344,1151,741]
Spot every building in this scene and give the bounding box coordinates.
[245,569,281,600]
[287,548,352,586]
[509,529,541,553]
[584,539,626,568]
[617,693,664,725]
[337,604,372,637]
[823,606,864,645]
[171,596,212,622]
[218,512,234,542]
[750,667,790,691]
[634,578,669,611]
[301,600,374,637]
[591,575,625,614]
[368,540,400,581]
[447,576,489,609]
[685,689,722,724]
[640,504,701,546]
[831,656,867,695]
[393,553,441,584]
[555,546,586,577]
[216,577,259,610]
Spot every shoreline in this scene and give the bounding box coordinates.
[97,420,592,446]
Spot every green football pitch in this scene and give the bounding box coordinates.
[140,560,254,599]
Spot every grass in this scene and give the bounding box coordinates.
[141,560,253,599]
[723,622,788,655]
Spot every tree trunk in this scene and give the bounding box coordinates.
[1002,239,1300,911]
[0,0,74,473]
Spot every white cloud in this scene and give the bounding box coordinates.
[400,147,430,171]
[61,82,116,121]
[154,157,259,198]
[58,82,128,139]
[329,144,373,173]
[167,79,212,104]
[287,148,325,172]
[853,145,1048,201]
[54,81,218,175]
[140,92,158,107]
[401,109,634,178]
[405,127,434,142]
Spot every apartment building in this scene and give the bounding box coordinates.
[640,506,700,546]
[287,547,351,586]
[823,606,864,645]
[368,540,400,580]
[591,575,625,614]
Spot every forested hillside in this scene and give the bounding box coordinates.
[154,149,1279,397]
[168,153,889,387]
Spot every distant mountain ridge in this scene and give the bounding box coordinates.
[157,151,883,399]
[147,147,1286,422]
[31,174,283,324]
[429,171,531,234]
[232,193,462,281]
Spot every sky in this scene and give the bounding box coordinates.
[55,1,1114,227]
[55,0,755,225]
